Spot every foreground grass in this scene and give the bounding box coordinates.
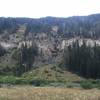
[0,86,100,100]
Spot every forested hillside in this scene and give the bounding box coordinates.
[0,14,100,80]
[1,14,100,38]
[64,40,100,78]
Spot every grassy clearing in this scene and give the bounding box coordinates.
[0,86,100,100]
[22,64,83,82]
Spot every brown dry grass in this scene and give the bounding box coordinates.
[0,86,100,100]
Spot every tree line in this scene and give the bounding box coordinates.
[64,40,100,79]
[1,14,100,38]
[11,41,38,76]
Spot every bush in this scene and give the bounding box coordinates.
[67,84,73,88]
[0,76,30,85]
[29,79,50,86]
[80,81,94,89]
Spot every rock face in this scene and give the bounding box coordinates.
[1,29,100,65]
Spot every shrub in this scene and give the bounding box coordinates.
[29,79,50,86]
[80,81,94,89]
[67,84,73,88]
[44,70,49,73]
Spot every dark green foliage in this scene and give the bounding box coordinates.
[0,44,6,57]
[0,67,13,75]
[0,76,58,86]
[30,80,45,86]
[64,40,100,79]
[25,22,51,37]
[20,42,38,70]
[80,81,93,89]
[0,76,31,85]
[79,80,100,89]
[0,18,19,34]
[1,14,100,38]
[13,42,38,76]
